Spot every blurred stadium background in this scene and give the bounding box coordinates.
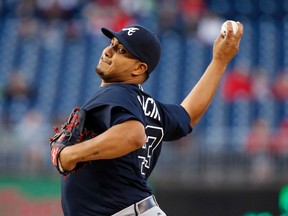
[0,0,288,215]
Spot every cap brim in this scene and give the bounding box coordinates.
[101,28,140,60]
[101,28,115,40]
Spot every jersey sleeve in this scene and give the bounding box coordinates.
[159,103,192,141]
[82,86,145,132]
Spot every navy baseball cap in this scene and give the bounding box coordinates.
[101,24,161,74]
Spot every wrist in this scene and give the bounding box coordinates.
[60,146,78,171]
[211,58,228,68]
[209,59,227,74]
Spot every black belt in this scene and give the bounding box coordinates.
[135,196,158,214]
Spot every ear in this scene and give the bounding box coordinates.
[132,63,148,76]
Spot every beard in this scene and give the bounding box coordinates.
[95,65,116,83]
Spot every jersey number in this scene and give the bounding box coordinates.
[138,125,164,176]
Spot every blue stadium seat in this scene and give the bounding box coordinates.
[0,19,19,84]
[208,0,233,17]
[257,17,279,78]
[181,37,210,98]
[282,15,288,68]
[232,18,255,68]
[55,37,86,115]
[234,0,255,16]
[34,27,66,118]
[156,32,184,104]
[79,35,103,104]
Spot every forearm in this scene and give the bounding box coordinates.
[66,130,128,162]
[74,126,144,161]
[60,120,146,170]
[181,59,227,125]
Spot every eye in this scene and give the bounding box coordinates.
[117,47,127,54]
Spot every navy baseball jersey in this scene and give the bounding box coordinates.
[61,84,192,215]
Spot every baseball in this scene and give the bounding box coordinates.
[220,20,238,36]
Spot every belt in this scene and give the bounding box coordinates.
[112,195,158,216]
[135,195,158,214]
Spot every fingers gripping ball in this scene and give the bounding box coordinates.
[220,20,239,37]
[49,107,97,176]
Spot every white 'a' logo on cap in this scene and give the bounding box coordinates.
[122,27,139,36]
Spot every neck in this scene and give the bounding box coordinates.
[100,78,145,87]
[100,81,141,87]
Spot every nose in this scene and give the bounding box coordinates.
[104,45,113,58]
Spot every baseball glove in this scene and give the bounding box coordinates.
[49,107,97,176]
